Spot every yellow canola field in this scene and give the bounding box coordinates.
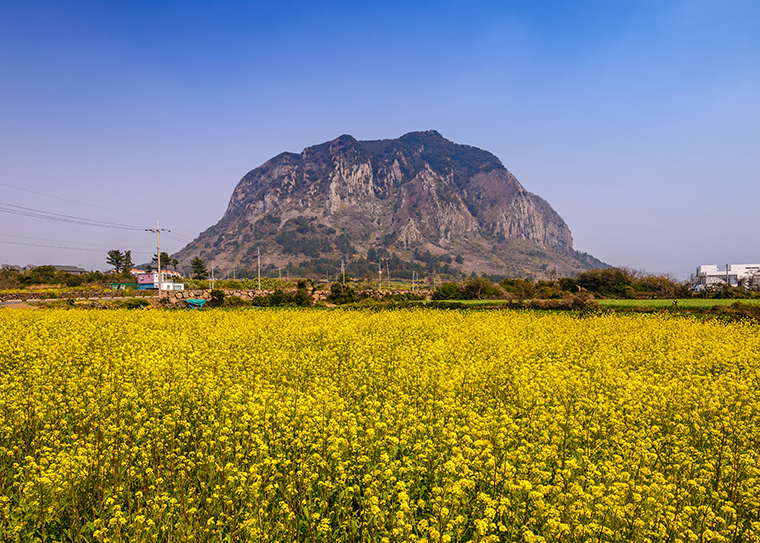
[1,309,759,543]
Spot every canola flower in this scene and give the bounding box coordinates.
[0,308,759,542]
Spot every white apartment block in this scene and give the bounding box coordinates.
[691,264,760,291]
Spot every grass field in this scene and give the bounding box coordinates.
[598,298,760,309]
[1,309,759,542]
[429,297,760,311]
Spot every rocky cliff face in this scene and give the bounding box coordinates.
[174,131,603,279]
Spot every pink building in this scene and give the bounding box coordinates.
[137,272,184,291]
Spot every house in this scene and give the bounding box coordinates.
[52,265,89,275]
[136,272,185,291]
[110,282,138,290]
[691,264,760,291]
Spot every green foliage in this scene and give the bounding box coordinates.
[432,282,463,300]
[0,267,21,289]
[120,298,150,309]
[106,249,125,272]
[379,292,426,302]
[224,296,247,307]
[153,252,179,271]
[123,250,134,271]
[269,289,290,306]
[433,278,501,300]
[576,267,691,299]
[191,257,208,280]
[294,288,312,307]
[576,268,635,298]
[20,265,57,286]
[558,277,578,292]
[209,289,226,307]
[461,277,501,300]
[327,282,359,305]
[500,278,535,299]
[66,275,83,288]
[274,216,333,257]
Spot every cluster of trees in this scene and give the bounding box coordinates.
[190,257,209,280]
[272,217,356,258]
[573,267,691,299]
[432,278,503,300]
[269,249,466,281]
[106,249,182,275]
[146,252,179,273]
[105,249,134,274]
[430,268,704,301]
[0,266,107,289]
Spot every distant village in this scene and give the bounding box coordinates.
[2,261,758,294]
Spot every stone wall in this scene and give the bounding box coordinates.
[164,288,433,306]
[0,289,155,302]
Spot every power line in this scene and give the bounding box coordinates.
[0,182,199,238]
[0,233,129,248]
[162,231,192,242]
[0,201,148,231]
[0,181,157,220]
[0,239,151,254]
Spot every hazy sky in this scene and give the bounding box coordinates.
[1,1,758,278]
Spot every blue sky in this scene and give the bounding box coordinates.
[1,1,758,278]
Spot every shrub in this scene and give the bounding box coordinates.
[432,282,462,300]
[209,289,226,307]
[499,278,535,299]
[269,289,290,306]
[224,296,249,307]
[327,283,358,305]
[121,298,149,309]
[460,277,501,300]
[294,288,312,307]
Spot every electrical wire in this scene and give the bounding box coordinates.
[0,202,149,231]
[0,233,126,247]
[0,239,151,254]
[0,181,157,220]
[162,232,192,243]
[0,182,199,238]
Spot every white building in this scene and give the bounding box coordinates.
[691,264,760,291]
[137,272,185,291]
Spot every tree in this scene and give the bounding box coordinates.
[461,277,500,299]
[151,252,180,271]
[106,250,125,273]
[191,257,209,280]
[123,250,134,273]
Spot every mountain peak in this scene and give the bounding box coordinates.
[174,132,603,279]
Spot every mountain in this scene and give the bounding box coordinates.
[174,130,604,280]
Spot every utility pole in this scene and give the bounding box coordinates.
[257,247,261,291]
[378,259,382,289]
[387,261,391,289]
[211,262,214,290]
[145,219,169,299]
[341,259,346,286]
